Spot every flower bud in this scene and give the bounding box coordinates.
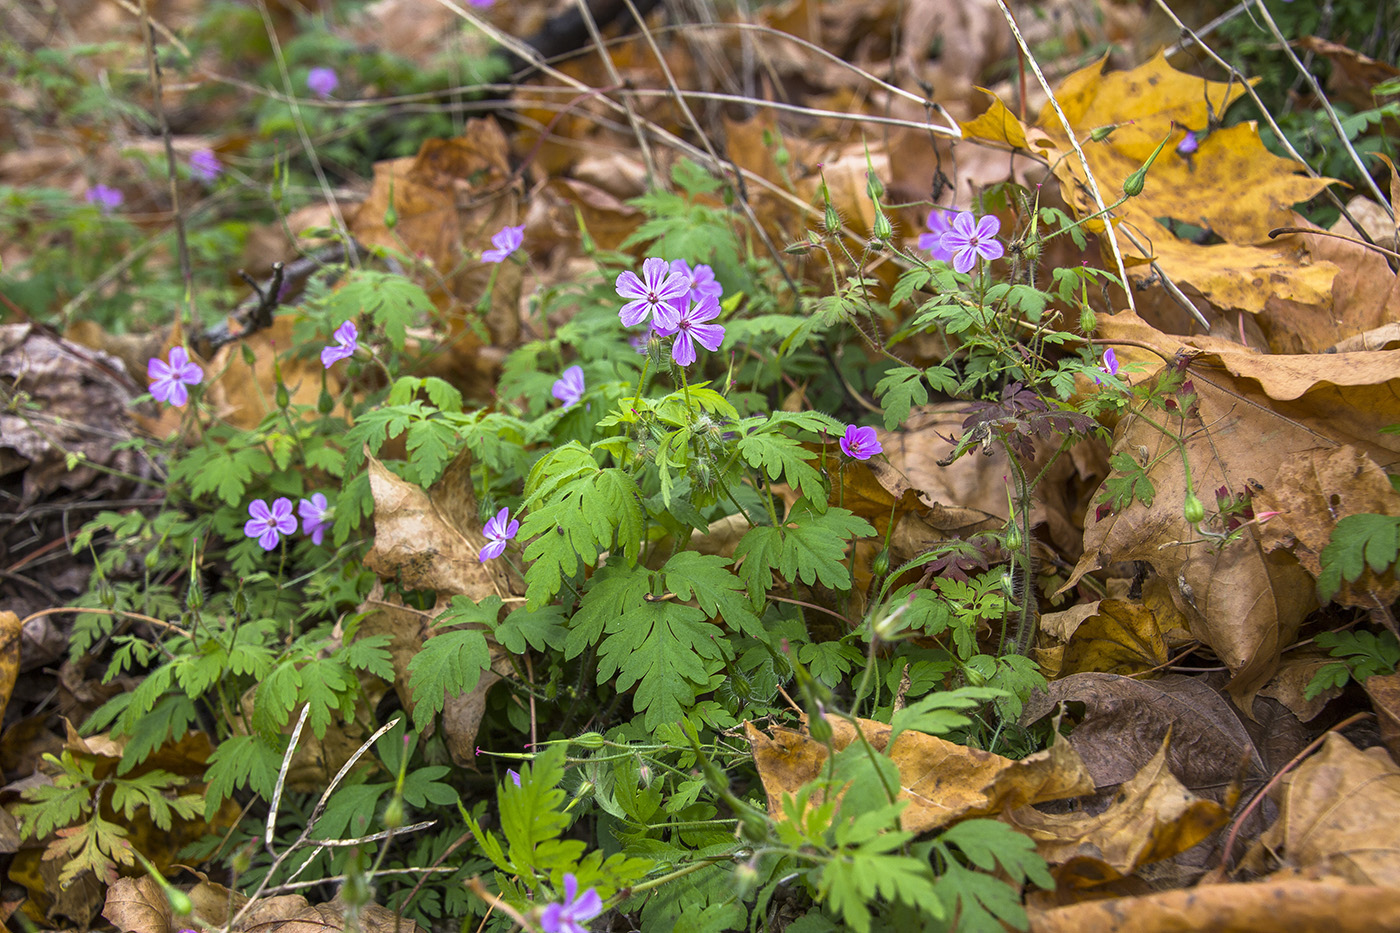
[573,732,606,750]
[1090,123,1121,142]
[275,382,291,410]
[382,795,405,829]
[318,386,335,415]
[871,548,890,578]
[1079,306,1097,334]
[1123,134,1172,198]
[872,205,893,244]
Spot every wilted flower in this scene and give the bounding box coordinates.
[839,424,882,461]
[189,148,222,183]
[616,258,687,330]
[482,224,524,263]
[321,320,358,368]
[917,209,956,262]
[307,67,338,99]
[552,365,585,407]
[479,507,519,562]
[245,498,297,551]
[147,346,203,407]
[298,493,330,545]
[941,211,1004,273]
[540,874,603,933]
[85,184,123,214]
[654,293,724,367]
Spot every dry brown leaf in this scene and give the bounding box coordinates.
[1049,598,1175,678]
[358,450,518,764]
[1258,654,1343,723]
[0,612,19,726]
[961,54,1342,324]
[1244,733,1400,887]
[236,892,423,933]
[1067,312,1400,709]
[1366,672,1400,763]
[1022,673,1265,805]
[103,876,172,933]
[1006,733,1229,886]
[1027,879,1400,932]
[1254,445,1400,608]
[745,715,1094,833]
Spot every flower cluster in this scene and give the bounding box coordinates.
[244,494,331,551]
[918,210,1004,273]
[615,257,725,366]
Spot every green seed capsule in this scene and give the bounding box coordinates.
[383,795,405,829]
[166,888,194,917]
[1183,492,1205,524]
[574,732,606,750]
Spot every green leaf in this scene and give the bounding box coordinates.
[204,734,283,818]
[567,564,653,659]
[519,467,645,609]
[941,818,1054,888]
[407,627,492,731]
[798,640,864,688]
[734,501,875,593]
[496,604,569,654]
[887,687,1005,744]
[341,633,395,681]
[737,428,827,504]
[596,594,730,731]
[118,694,198,773]
[662,551,764,640]
[1318,513,1400,602]
[1098,451,1155,513]
[498,744,574,873]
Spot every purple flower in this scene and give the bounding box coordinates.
[307,67,338,99]
[189,148,222,183]
[468,0,494,6]
[616,258,687,330]
[839,424,882,461]
[540,874,603,933]
[147,346,203,407]
[941,211,1004,273]
[667,259,723,309]
[1093,347,1120,386]
[917,209,956,262]
[482,224,525,263]
[298,493,330,545]
[1176,130,1199,155]
[245,498,297,551]
[552,365,585,407]
[321,320,358,368]
[479,507,519,562]
[84,184,123,214]
[506,769,521,786]
[654,293,724,367]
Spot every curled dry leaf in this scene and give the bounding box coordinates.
[1006,733,1229,887]
[744,714,1094,834]
[1243,732,1400,888]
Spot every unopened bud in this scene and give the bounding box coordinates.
[1123,135,1172,198]
[1090,123,1121,142]
[1183,491,1205,524]
[1080,306,1096,334]
[734,859,760,897]
[382,795,406,829]
[872,206,893,244]
[574,732,606,750]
